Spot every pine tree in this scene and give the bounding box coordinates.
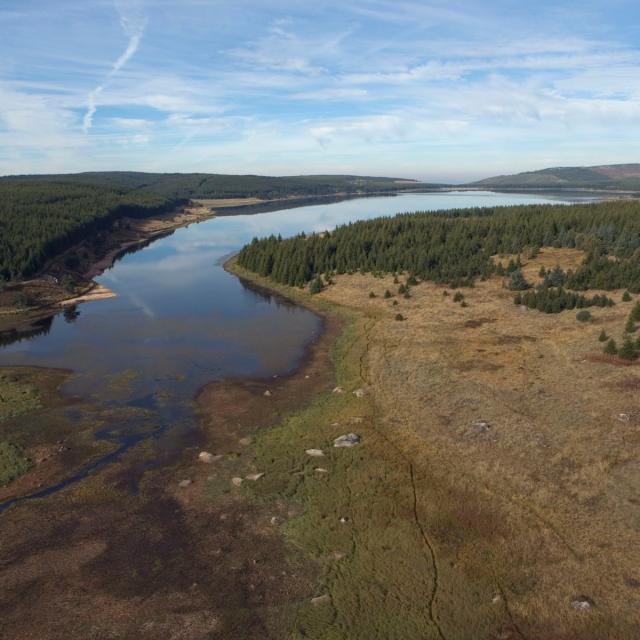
[619,337,638,360]
[623,291,632,302]
[604,338,618,355]
[507,270,530,291]
[598,329,608,342]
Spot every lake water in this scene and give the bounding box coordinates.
[0,191,590,505]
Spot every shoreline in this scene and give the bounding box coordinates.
[0,204,215,335]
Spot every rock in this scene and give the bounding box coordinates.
[332,551,346,560]
[350,417,364,424]
[263,390,272,397]
[330,422,340,427]
[353,388,365,398]
[571,596,595,610]
[339,516,349,524]
[231,477,243,487]
[239,436,252,446]
[491,593,503,605]
[245,472,265,481]
[471,420,490,433]
[198,451,217,463]
[305,448,325,457]
[311,594,331,607]
[178,479,192,488]
[333,433,361,448]
[314,467,329,474]
[270,515,284,526]
[617,413,631,423]
[332,386,344,394]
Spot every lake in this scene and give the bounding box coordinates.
[0,191,591,505]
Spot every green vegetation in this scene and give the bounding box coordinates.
[576,310,593,322]
[598,329,608,342]
[518,287,614,314]
[0,441,32,486]
[237,200,640,291]
[0,172,433,281]
[507,269,530,291]
[623,291,632,302]
[0,181,184,279]
[604,338,618,355]
[453,291,465,302]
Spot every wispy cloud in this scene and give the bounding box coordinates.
[1,0,640,178]
[82,0,147,133]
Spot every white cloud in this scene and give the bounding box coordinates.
[82,1,147,133]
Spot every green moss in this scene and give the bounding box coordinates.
[0,373,41,422]
[0,441,33,485]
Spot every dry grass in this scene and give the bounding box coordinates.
[301,247,640,638]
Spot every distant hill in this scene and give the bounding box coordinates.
[470,164,640,191]
[0,172,438,200]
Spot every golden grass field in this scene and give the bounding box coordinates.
[232,248,640,639]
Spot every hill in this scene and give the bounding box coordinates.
[0,172,432,280]
[0,172,434,200]
[470,163,640,190]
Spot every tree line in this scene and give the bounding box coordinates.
[237,200,640,291]
[0,181,184,279]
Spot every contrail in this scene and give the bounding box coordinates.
[82,1,146,133]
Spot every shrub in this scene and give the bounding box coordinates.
[384,290,392,299]
[453,292,464,302]
[369,291,376,299]
[619,338,638,361]
[598,329,608,342]
[460,301,468,308]
[623,291,632,302]
[398,284,407,295]
[392,300,398,306]
[395,313,404,321]
[407,275,418,286]
[507,270,530,291]
[576,310,593,322]
[604,338,618,355]
[442,290,449,297]
[309,277,324,295]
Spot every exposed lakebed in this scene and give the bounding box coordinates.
[0,191,589,506]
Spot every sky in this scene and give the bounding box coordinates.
[1,0,639,181]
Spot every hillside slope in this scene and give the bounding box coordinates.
[471,163,640,190]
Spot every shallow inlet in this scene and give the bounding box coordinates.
[0,191,590,507]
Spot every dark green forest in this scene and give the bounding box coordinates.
[1,172,432,201]
[0,172,431,280]
[237,200,640,293]
[0,181,184,279]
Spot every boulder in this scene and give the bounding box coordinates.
[353,388,365,398]
[198,451,218,463]
[311,594,331,606]
[178,479,192,488]
[245,472,265,481]
[305,448,325,457]
[231,477,243,487]
[333,433,361,448]
[571,596,595,611]
[332,386,344,394]
[263,390,272,397]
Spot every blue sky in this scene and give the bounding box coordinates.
[1,0,639,180]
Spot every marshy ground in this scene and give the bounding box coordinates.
[1,248,639,638]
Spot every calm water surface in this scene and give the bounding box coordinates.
[0,192,588,505]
